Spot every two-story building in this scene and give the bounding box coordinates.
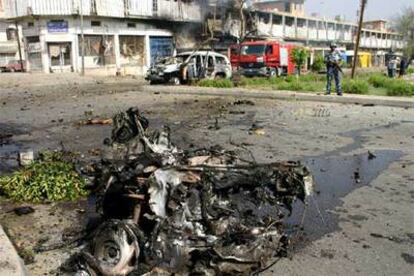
[1,0,206,74]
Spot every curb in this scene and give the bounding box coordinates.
[0,225,28,276]
[143,85,414,108]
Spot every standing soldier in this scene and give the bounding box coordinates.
[325,43,343,96]
[399,58,406,77]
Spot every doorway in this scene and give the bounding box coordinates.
[48,42,72,72]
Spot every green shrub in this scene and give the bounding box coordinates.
[386,80,414,96]
[197,78,234,88]
[406,67,414,74]
[368,74,390,88]
[0,151,88,202]
[291,47,309,75]
[342,79,369,94]
[311,54,325,72]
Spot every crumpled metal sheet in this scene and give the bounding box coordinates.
[63,108,315,276]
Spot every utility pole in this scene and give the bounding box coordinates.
[14,0,24,72]
[351,0,367,79]
[80,0,85,76]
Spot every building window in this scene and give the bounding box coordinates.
[119,36,146,66]
[28,22,34,27]
[308,20,317,28]
[272,15,282,25]
[285,17,294,27]
[79,35,115,66]
[91,21,101,27]
[6,28,17,40]
[127,22,136,28]
[284,3,291,13]
[153,0,158,13]
[297,19,306,28]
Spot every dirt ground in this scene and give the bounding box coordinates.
[0,73,413,275]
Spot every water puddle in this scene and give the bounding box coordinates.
[0,143,22,173]
[0,123,29,173]
[287,150,403,242]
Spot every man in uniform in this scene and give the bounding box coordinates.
[325,43,343,96]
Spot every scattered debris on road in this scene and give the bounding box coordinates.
[368,150,376,160]
[9,206,35,216]
[249,123,266,136]
[18,150,34,166]
[77,118,113,126]
[233,99,255,106]
[61,107,315,275]
[0,133,13,146]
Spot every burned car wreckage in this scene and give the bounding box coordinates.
[145,51,232,85]
[64,107,315,275]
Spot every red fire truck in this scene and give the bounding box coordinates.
[228,40,296,77]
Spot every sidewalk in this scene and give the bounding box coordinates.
[145,85,414,108]
[0,225,27,276]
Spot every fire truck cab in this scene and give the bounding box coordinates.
[229,40,296,77]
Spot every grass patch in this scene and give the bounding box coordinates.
[238,77,283,87]
[197,78,234,88]
[342,79,369,94]
[368,74,390,88]
[194,72,413,97]
[0,151,88,203]
[367,74,414,96]
[386,80,414,96]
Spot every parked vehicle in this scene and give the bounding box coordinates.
[229,41,296,77]
[0,60,25,72]
[146,51,232,85]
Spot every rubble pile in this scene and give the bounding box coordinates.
[65,107,314,275]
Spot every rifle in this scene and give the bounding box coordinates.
[333,62,343,74]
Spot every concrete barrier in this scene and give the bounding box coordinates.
[0,225,28,276]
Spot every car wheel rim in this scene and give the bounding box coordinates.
[91,220,140,275]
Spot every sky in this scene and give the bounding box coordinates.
[304,0,414,22]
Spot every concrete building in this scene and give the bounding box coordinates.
[252,0,305,17]
[249,9,405,67]
[0,0,206,74]
[0,0,406,74]
[363,20,390,33]
[0,1,21,66]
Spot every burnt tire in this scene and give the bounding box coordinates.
[90,220,140,275]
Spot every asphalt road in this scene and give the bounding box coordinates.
[0,73,413,275]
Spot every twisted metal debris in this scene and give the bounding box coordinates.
[64,107,315,275]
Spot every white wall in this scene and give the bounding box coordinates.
[20,16,174,74]
[3,0,203,21]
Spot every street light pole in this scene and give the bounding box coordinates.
[14,0,24,71]
[351,0,367,79]
[80,0,85,76]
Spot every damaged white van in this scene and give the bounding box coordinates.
[145,51,232,85]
